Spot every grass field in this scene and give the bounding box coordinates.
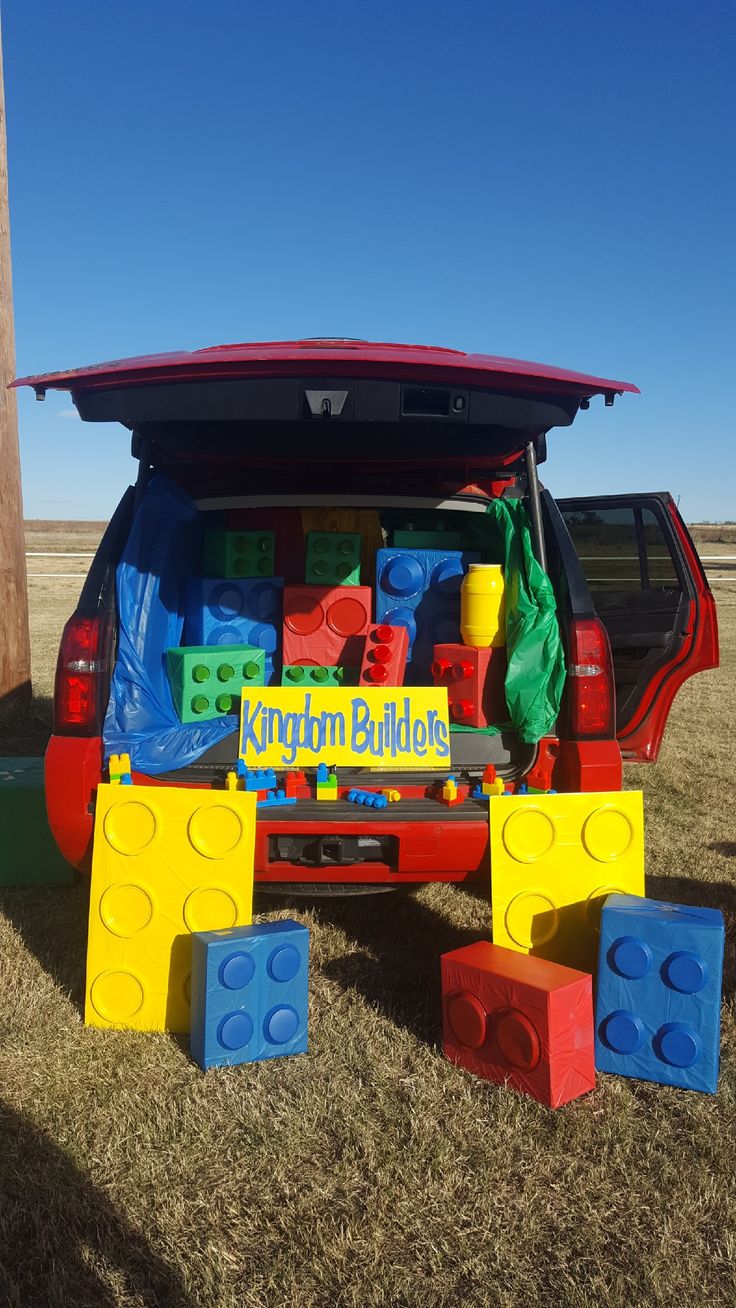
[0,527,734,1307]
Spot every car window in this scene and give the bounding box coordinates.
[561,504,681,600]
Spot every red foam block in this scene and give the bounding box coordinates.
[441,941,595,1108]
[431,643,507,728]
[282,585,372,667]
[359,623,409,687]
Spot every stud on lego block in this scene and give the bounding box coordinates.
[305,531,361,586]
[167,645,265,722]
[441,941,596,1108]
[282,585,372,667]
[594,894,724,1093]
[359,623,409,687]
[375,547,480,683]
[431,643,507,728]
[282,664,358,687]
[85,784,256,1033]
[203,529,275,579]
[185,577,284,684]
[490,791,645,973]
[190,920,309,1069]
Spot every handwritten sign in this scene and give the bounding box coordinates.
[239,687,451,769]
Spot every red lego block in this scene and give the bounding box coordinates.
[284,769,308,798]
[282,586,372,667]
[441,941,595,1108]
[359,623,409,687]
[431,643,507,727]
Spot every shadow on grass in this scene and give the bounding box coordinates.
[0,1100,194,1308]
[0,883,89,1012]
[0,694,53,757]
[646,873,736,1003]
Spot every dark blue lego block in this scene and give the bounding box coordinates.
[185,577,284,684]
[236,762,278,792]
[375,547,479,683]
[595,894,724,1094]
[257,790,297,809]
[190,919,309,1070]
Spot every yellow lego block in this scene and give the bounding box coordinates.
[316,785,338,801]
[85,784,256,1033]
[490,790,645,972]
[442,779,458,802]
[381,788,401,802]
[482,777,505,796]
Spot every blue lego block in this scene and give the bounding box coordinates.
[346,788,388,809]
[185,577,284,684]
[236,762,278,792]
[375,547,480,682]
[595,894,725,1094]
[190,920,309,1070]
[257,790,297,809]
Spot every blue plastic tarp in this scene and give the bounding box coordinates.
[102,475,238,773]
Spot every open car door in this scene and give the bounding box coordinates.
[557,492,719,762]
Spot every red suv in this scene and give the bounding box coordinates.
[14,340,718,892]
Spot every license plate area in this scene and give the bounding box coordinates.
[268,833,398,868]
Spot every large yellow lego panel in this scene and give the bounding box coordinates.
[85,784,256,1033]
[490,791,645,972]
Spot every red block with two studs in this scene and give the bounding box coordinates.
[431,643,507,728]
[441,940,595,1108]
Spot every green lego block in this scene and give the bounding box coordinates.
[167,644,265,722]
[0,758,78,886]
[281,664,359,687]
[203,529,275,578]
[305,531,361,585]
[393,528,462,548]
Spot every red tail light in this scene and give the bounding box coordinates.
[565,618,615,738]
[54,613,108,735]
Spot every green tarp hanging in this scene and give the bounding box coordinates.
[453,498,566,743]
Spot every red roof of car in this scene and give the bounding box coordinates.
[12,339,639,399]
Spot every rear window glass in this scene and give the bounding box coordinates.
[561,504,681,598]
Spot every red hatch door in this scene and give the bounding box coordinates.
[557,493,718,761]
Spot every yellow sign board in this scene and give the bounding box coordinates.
[239,687,451,769]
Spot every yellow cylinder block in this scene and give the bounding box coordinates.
[460,563,506,648]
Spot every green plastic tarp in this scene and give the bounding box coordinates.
[453,498,566,743]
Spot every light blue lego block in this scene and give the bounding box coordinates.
[595,894,724,1094]
[185,577,284,684]
[375,547,479,682]
[190,920,309,1070]
[257,790,297,809]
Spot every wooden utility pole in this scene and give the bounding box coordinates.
[0,15,31,719]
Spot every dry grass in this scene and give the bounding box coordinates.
[0,531,734,1307]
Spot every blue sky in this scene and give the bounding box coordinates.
[4,0,734,521]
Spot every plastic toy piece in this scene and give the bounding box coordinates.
[236,763,278,794]
[185,577,284,685]
[190,919,309,1069]
[490,791,645,973]
[375,547,480,683]
[345,788,389,809]
[393,527,462,549]
[431,643,507,728]
[316,762,339,801]
[436,775,468,808]
[305,531,361,586]
[380,788,401,802]
[359,623,409,687]
[282,585,372,668]
[108,753,132,785]
[284,769,307,798]
[481,764,505,797]
[167,644,265,722]
[595,894,724,1093]
[225,771,239,791]
[85,784,256,1033]
[282,664,358,687]
[257,790,297,809]
[203,529,275,579]
[441,940,596,1108]
[0,757,78,887]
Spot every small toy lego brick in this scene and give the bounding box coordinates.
[185,577,284,685]
[203,529,275,579]
[257,790,298,809]
[595,894,724,1093]
[108,753,132,785]
[380,788,401,802]
[359,623,409,687]
[167,644,265,722]
[225,771,240,791]
[284,770,308,798]
[490,791,645,972]
[85,784,255,1033]
[282,585,372,667]
[441,940,596,1108]
[480,764,505,797]
[236,763,278,794]
[305,531,361,586]
[282,664,358,687]
[393,527,462,549]
[316,761,338,801]
[436,775,469,807]
[346,789,388,809]
[190,919,309,1069]
[431,643,507,728]
[375,547,480,682]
